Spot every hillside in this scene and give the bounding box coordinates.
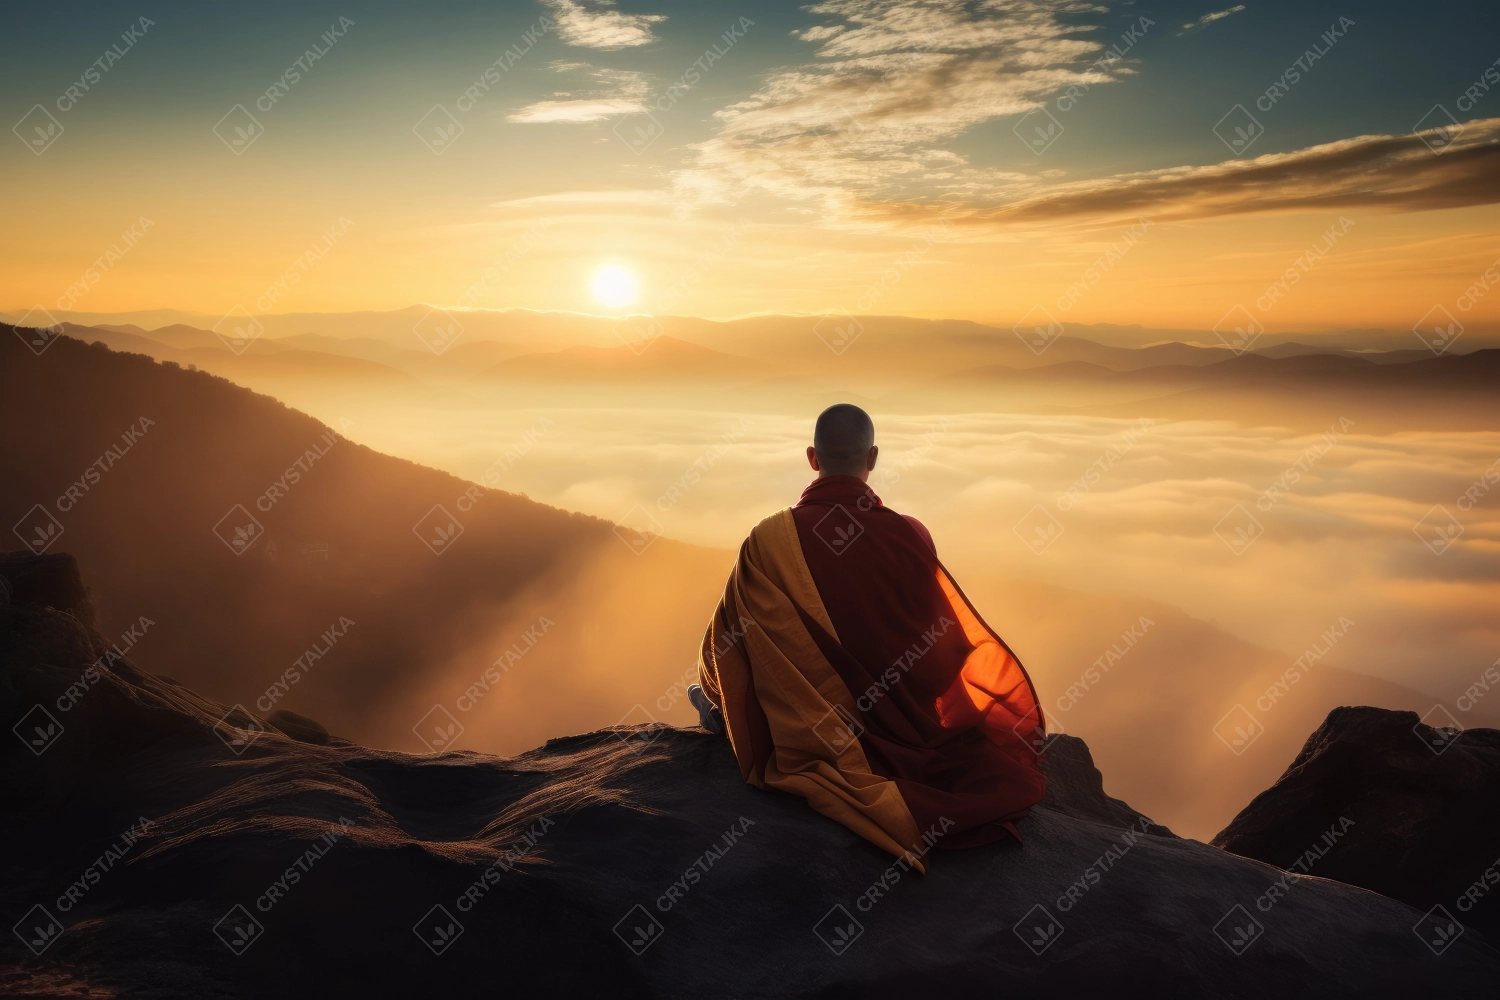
[0,328,729,750]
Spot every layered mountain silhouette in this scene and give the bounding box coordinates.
[481,336,779,384]
[37,314,1492,433]
[922,350,1500,431]
[3,572,1495,997]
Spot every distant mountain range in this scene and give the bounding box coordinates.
[41,313,1477,383]
[28,313,1491,431]
[482,336,779,383]
[10,304,1492,354]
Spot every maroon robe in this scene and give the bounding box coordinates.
[789,475,1047,847]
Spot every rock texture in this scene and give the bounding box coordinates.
[2,573,1496,997]
[1214,705,1500,935]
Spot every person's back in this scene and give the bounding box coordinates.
[692,405,1047,866]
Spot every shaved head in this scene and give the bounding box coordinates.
[813,404,876,477]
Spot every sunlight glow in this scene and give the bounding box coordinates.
[591,265,638,308]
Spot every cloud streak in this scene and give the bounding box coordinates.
[953,118,1500,226]
[509,64,651,123]
[1177,5,1246,36]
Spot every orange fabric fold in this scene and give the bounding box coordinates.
[697,508,927,867]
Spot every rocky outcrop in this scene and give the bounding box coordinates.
[1214,705,1500,935]
[0,552,91,625]
[2,575,1496,997]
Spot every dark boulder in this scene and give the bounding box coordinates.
[1213,705,1500,936]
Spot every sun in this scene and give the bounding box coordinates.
[591,264,638,308]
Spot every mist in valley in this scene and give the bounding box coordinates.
[11,315,1496,841]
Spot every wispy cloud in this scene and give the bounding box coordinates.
[674,0,1128,215]
[509,64,651,123]
[542,0,666,50]
[1177,5,1246,37]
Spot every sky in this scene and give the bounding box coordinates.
[4,0,1500,334]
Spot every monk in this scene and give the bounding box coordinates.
[688,404,1048,868]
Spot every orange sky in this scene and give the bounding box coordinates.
[5,2,1499,337]
[7,180,1500,336]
